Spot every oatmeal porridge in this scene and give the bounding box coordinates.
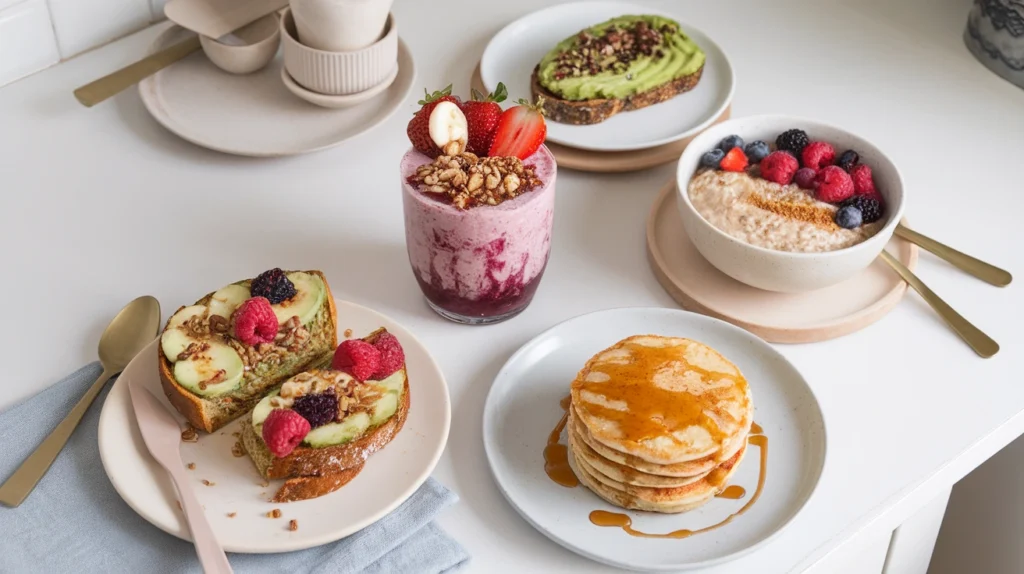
[688,170,883,253]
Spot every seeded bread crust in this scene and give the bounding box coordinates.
[530,63,705,125]
[241,375,410,481]
[158,270,339,433]
[272,462,365,503]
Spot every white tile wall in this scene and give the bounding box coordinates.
[48,0,151,58]
[0,0,60,87]
[0,0,168,88]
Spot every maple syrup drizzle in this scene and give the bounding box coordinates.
[751,422,763,434]
[589,433,768,538]
[543,395,578,488]
[715,485,746,500]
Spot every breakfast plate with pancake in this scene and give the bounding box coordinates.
[482,307,826,571]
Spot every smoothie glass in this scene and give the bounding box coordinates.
[401,146,557,325]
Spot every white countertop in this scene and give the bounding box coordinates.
[1,0,1022,572]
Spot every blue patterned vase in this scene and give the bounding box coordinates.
[965,0,1024,89]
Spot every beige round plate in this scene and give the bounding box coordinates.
[281,64,399,109]
[471,65,729,173]
[647,182,919,343]
[138,26,415,157]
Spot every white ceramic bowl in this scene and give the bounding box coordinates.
[280,7,398,95]
[675,115,905,293]
[199,13,280,75]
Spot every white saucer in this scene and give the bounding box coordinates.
[281,64,399,109]
[97,301,450,553]
[482,307,826,571]
[480,1,734,152]
[138,27,416,157]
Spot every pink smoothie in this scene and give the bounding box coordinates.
[401,146,557,322]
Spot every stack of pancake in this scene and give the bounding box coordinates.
[567,335,753,513]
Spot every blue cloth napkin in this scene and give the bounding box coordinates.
[0,362,468,573]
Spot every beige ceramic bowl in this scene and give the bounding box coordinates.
[199,13,280,75]
[675,115,906,293]
[280,7,398,95]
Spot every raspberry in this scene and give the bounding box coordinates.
[849,164,877,196]
[793,168,817,190]
[814,166,855,203]
[331,339,381,381]
[250,268,296,305]
[759,151,799,185]
[262,409,310,457]
[373,332,406,378]
[292,389,338,428]
[775,129,810,156]
[719,147,748,172]
[800,141,835,170]
[233,297,278,346]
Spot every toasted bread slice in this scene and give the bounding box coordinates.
[531,64,704,126]
[240,329,410,502]
[159,270,338,433]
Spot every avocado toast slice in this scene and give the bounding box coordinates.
[241,328,410,502]
[158,269,338,433]
[531,15,705,125]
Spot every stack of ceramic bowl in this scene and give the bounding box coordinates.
[280,0,399,108]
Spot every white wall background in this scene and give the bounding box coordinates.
[0,0,169,87]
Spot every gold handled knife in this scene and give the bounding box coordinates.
[73,35,201,108]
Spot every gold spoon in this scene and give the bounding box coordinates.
[895,224,1012,287]
[881,251,999,358]
[0,296,161,507]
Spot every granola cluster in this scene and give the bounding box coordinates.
[408,150,542,209]
[179,308,311,372]
[553,20,676,80]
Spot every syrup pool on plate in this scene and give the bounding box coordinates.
[400,146,556,325]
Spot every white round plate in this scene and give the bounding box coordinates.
[281,64,399,109]
[138,27,416,157]
[480,2,734,152]
[98,301,450,553]
[482,307,826,571]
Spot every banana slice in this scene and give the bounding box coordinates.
[209,283,250,319]
[160,305,207,362]
[251,389,280,427]
[271,272,325,326]
[173,341,244,397]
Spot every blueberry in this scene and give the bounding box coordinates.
[744,140,770,163]
[835,205,863,229]
[836,150,859,172]
[700,149,726,169]
[793,168,817,190]
[718,135,744,152]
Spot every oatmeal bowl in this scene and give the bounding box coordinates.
[675,115,905,293]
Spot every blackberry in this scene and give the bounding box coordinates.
[700,148,725,169]
[775,129,810,157]
[836,150,859,172]
[292,389,338,428]
[834,205,863,229]
[841,195,883,224]
[250,268,296,304]
[744,140,771,163]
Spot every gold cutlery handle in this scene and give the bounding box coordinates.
[0,369,114,507]
[895,224,1012,287]
[74,36,202,107]
[881,251,999,358]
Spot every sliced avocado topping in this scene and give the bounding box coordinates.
[173,341,244,397]
[271,272,325,326]
[304,412,371,448]
[537,15,705,101]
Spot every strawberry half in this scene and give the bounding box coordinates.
[407,85,461,158]
[487,97,547,160]
[461,82,507,157]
